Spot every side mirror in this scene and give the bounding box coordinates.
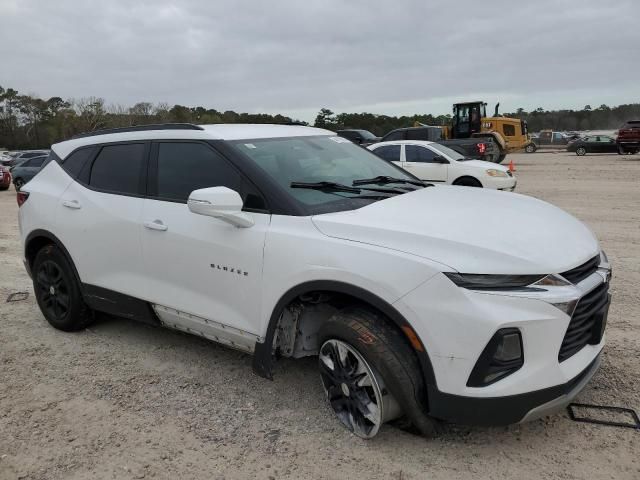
[433,156,449,164]
[187,186,254,228]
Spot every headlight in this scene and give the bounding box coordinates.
[443,273,545,290]
[485,169,508,177]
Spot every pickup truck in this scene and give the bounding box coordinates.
[616,121,640,154]
[530,130,570,149]
[380,126,499,163]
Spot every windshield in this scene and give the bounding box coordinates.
[354,130,377,140]
[429,143,466,161]
[231,136,418,213]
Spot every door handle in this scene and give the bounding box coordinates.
[144,220,168,231]
[62,199,82,209]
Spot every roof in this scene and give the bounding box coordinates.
[370,140,434,147]
[52,124,335,159]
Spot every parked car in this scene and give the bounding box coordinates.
[368,140,516,190]
[566,135,619,156]
[381,126,500,163]
[336,129,380,146]
[1,150,50,167]
[19,123,611,439]
[616,120,640,154]
[11,154,49,190]
[528,130,569,152]
[0,165,11,190]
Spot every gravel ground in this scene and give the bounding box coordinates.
[0,151,638,480]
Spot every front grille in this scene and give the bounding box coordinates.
[558,281,609,362]
[561,255,600,284]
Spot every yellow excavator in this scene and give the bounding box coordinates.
[416,101,535,163]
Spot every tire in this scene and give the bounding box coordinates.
[576,147,587,156]
[14,178,25,191]
[453,176,482,187]
[318,307,440,438]
[496,153,507,164]
[525,143,537,153]
[32,245,93,332]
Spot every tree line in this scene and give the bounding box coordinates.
[2,84,639,150]
[0,85,298,150]
[314,104,640,136]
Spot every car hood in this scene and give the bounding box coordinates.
[311,186,599,274]
[456,159,509,171]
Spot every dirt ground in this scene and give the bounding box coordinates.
[1,151,638,480]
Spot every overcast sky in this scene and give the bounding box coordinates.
[1,0,638,122]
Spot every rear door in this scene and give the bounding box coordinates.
[56,142,149,300]
[402,145,448,182]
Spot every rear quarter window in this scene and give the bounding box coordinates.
[61,147,95,179]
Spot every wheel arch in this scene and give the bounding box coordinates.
[452,175,483,187]
[24,229,82,286]
[252,280,438,390]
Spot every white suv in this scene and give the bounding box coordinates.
[19,123,611,439]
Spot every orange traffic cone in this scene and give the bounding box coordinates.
[508,159,515,173]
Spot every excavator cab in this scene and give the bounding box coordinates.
[452,101,486,138]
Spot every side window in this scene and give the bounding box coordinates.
[61,147,95,179]
[405,145,438,163]
[155,142,242,202]
[406,129,427,141]
[503,124,516,136]
[29,157,47,168]
[371,145,401,162]
[383,130,405,141]
[89,143,146,195]
[553,132,563,141]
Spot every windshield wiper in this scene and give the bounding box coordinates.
[290,181,405,196]
[352,175,430,187]
[291,181,361,193]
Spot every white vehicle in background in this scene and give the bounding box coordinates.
[369,140,516,191]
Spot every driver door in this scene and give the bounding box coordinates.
[141,141,270,337]
[402,145,448,182]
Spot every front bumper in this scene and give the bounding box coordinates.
[427,353,601,425]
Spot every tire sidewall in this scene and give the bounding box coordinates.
[318,309,438,437]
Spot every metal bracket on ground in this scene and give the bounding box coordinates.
[567,402,640,430]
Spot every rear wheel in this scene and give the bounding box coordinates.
[32,245,93,331]
[496,153,507,164]
[453,176,482,187]
[576,147,587,156]
[318,307,439,438]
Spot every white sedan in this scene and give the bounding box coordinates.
[368,140,516,190]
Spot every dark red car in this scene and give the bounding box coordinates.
[0,165,12,190]
[616,120,640,154]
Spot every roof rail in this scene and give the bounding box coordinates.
[71,123,204,139]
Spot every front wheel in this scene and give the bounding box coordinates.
[576,147,587,156]
[525,143,537,153]
[318,308,439,438]
[32,245,94,331]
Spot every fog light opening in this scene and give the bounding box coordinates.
[467,328,524,387]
